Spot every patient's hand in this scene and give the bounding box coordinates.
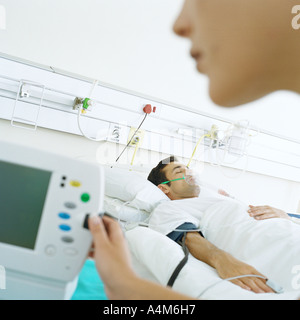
[185,232,274,294]
[214,253,274,294]
[218,189,230,197]
[248,205,291,221]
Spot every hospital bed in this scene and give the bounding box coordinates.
[90,166,300,301]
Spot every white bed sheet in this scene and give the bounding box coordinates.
[126,197,300,300]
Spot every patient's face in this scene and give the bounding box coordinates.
[158,162,200,200]
[173,0,296,107]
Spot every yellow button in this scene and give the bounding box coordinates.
[70,180,81,187]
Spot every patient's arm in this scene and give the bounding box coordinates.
[185,232,274,294]
[88,216,196,300]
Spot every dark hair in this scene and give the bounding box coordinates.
[147,156,178,186]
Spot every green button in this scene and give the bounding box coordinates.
[81,193,90,203]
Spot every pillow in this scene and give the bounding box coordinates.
[103,166,170,212]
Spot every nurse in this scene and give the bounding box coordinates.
[89,0,300,300]
[173,0,300,108]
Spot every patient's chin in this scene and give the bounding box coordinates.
[191,185,200,197]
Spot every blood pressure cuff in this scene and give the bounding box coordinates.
[167,222,204,243]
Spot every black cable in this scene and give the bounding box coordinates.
[114,113,148,164]
[167,232,189,288]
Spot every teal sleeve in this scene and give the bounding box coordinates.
[71,260,108,300]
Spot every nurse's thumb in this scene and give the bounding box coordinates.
[88,215,108,244]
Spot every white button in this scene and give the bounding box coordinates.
[45,245,56,256]
[64,248,78,256]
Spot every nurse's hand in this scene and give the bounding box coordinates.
[88,215,137,299]
[88,215,195,300]
[248,205,291,221]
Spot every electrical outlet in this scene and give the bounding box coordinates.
[128,127,145,146]
[107,123,127,144]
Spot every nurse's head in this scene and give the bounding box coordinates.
[147,156,200,200]
[173,0,300,107]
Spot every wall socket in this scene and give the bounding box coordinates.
[107,123,127,144]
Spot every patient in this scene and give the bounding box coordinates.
[147,155,274,294]
[147,155,298,224]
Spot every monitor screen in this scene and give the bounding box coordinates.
[0,160,52,250]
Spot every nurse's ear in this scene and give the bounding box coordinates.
[157,184,170,196]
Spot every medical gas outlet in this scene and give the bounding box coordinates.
[128,127,145,146]
[73,97,94,113]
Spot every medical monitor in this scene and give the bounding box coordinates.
[0,160,51,249]
[0,140,104,299]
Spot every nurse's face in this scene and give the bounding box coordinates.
[173,0,297,107]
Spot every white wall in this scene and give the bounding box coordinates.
[0,0,300,139]
[0,0,299,212]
